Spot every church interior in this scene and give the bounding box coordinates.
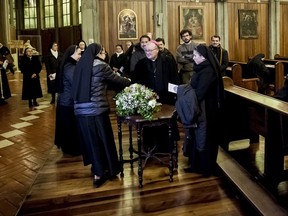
[0,0,288,215]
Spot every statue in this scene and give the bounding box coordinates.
[23,40,39,55]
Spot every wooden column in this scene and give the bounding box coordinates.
[215,0,229,51]
[153,0,168,48]
[269,0,280,58]
[0,0,10,45]
[81,0,100,44]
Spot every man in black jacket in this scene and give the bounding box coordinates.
[44,42,63,104]
[133,40,180,152]
[0,43,15,74]
[209,35,229,76]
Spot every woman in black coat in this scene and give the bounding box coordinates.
[0,54,11,104]
[72,43,130,187]
[109,44,126,75]
[20,47,43,108]
[54,45,82,156]
[44,42,63,104]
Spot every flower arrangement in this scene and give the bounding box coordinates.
[114,83,162,120]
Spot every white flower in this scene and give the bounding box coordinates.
[114,83,162,120]
[148,99,157,108]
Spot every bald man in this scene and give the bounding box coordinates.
[133,40,180,153]
[133,40,180,105]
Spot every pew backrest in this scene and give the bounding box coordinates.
[223,76,288,114]
[229,60,285,92]
[274,54,288,61]
[226,63,259,92]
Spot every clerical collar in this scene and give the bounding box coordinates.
[116,51,123,57]
[51,49,58,58]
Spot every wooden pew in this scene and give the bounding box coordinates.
[256,58,286,91]
[222,77,288,191]
[274,54,288,61]
[217,147,288,216]
[225,62,259,92]
[228,60,285,93]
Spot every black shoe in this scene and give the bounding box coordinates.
[50,99,55,104]
[0,100,7,105]
[184,167,197,173]
[184,166,201,174]
[29,101,33,107]
[106,172,119,180]
[93,175,108,188]
[33,102,39,106]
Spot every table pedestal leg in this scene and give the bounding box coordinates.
[137,125,143,188]
[117,120,124,177]
[168,123,174,182]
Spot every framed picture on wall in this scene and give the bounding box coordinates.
[118,9,138,40]
[179,6,205,43]
[238,10,258,39]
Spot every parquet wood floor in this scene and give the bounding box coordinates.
[0,70,287,216]
[0,71,55,216]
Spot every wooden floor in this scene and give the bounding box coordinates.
[0,71,287,216]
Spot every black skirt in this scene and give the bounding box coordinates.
[54,105,81,156]
[76,114,120,177]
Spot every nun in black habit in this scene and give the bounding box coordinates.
[247,53,271,94]
[0,54,11,104]
[72,43,130,187]
[54,45,82,156]
[20,47,43,107]
[184,44,224,177]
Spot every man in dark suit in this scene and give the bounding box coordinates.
[44,42,63,104]
[209,35,229,76]
[133,40,180,152]
[0,43,15,74]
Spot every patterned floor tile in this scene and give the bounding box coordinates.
[0,129,24,138]
[39,101,50,105]
[35,105,50,109]
[20,115,40,121]
[228,139,250,151]
[0,139,14,149]
[28,110,44,115]
[11,122,33,129]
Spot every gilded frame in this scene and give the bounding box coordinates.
[179,6,205,43]
[238,9,258,39]
[118,9,138,40]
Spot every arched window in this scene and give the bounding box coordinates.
[62,0,70,26]
[44,0,55,28]
[24,0,37,29]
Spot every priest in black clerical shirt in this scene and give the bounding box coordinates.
[133,40,180,105]
[133,40,180,153]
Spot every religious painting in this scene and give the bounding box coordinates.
[118,9,138,40]
[179,6,204,43]
[238,10,258,39]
